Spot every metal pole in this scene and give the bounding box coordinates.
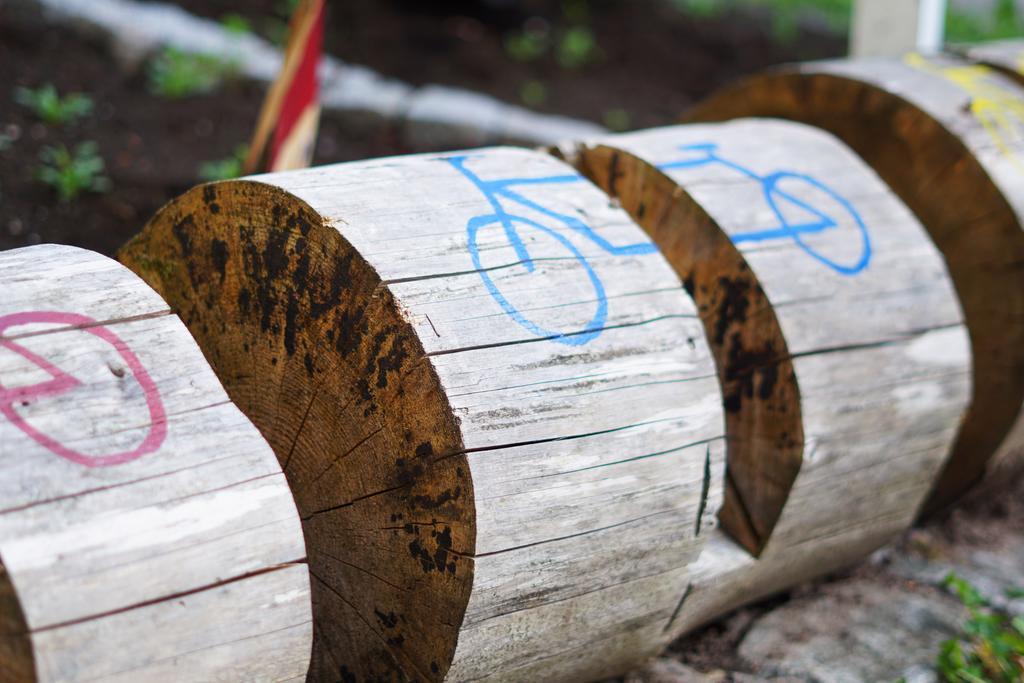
[917,0,948,53]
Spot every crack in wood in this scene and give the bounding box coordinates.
[32,560,306,633]
[0,309,172,341]
[663,582,693,634]
[425,313,701,357]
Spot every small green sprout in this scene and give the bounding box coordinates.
[146,47,237,99]
[198,144,248,182]
[35,141,111,202]
[937,573,1024,683]
[220,13,252,36]
[505,23,550,63]
[14,84,93,125]
[556,26,598,69]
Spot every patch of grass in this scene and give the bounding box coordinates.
[947,0,1024,43]
[672,0,1024,45]
[146,47,237,99]
[13,84,93,126]
[198,144,248,182]
[937,573,1024,683]
[35,141,111,202]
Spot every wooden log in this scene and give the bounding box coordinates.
[944,41,1024,489]
[565,118,971,638]
[0,244,311,682]
[685,53,1024,514]
[956,39,1024,83]
[118,148,727,681]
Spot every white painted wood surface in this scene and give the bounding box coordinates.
[569,119,971,639]
[121,147,726,681]
[688,51,1024,513]
[824,53,1024,220]
[0,244,311,682]
[812,53,1024,492]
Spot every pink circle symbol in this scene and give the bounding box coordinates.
[0,311,167,467]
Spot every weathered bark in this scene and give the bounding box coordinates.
[119,148,726,681]
[686,53,1024,514]
[0,244,311,682]
[566,118,971,641]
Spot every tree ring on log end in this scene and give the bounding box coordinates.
[120,181,474,682]
[686,62,1024,514]
[569,145,802,557]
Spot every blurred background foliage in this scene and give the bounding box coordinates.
[669,0,1023,43]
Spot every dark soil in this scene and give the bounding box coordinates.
[0,0,843,259]
[171,0,846,129]
[0,3,408,256]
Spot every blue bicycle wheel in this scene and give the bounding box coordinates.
[762,172,872,275]
[467,213,608,345]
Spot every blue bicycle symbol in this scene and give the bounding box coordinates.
[659,144,871,276]
[447,145,870,345]
[447,155,659,345]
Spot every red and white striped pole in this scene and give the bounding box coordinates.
[244,0,325,173]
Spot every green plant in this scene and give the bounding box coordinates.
[670,0,852,42]
[937,573,1024,683]
[673,0,1024,46]
[519,80,548,108]
[146,47,237,99]
[198,144,248,182]
[220,13,252,36]
[556,25,599,69]
[947,0,1024,43]
[14,84,93,125]
[505,24,550,62]
[35,141,111,201]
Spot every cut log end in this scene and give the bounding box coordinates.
[0,559,33,683]
[120,181,475,682]
[570,145,802,556]
[686,66,1024,514]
